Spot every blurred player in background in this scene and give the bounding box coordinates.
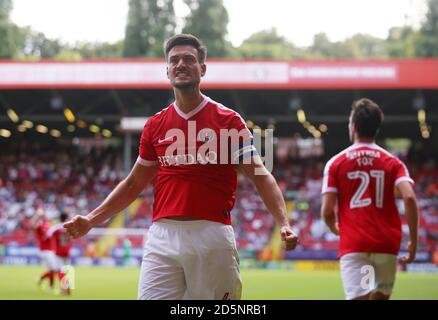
[64,34,298,300]
[47,212,73,295]
[122,237,132,266]
[30,208,57,290]
[321,98,419,300]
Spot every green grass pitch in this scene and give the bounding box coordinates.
[1,266,437,300]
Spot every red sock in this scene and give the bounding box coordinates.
[49,271,55,288]
[40,271,52,282]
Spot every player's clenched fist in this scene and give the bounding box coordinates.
[63,215,92,239]
[280,225,299,251]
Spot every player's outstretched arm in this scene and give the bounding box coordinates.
[238,156,298,251]
[397,181,419,263]
[64,162,158,239]
[321,192,339,235]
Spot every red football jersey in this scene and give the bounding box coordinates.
[35,222,53,251]
[138,95,253,225]
[322,142,414,257]
[47,225,72,257]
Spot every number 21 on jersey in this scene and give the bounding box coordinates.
[347,170,384,209]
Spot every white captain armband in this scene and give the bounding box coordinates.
[231,139,258,164]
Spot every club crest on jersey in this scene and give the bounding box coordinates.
[198,128,215,143]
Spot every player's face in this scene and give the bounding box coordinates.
[166,45,206,89]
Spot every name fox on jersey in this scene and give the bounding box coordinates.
[347,150,381,167]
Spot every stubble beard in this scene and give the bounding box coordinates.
[172,79,200,90]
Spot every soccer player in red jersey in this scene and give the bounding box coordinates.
[321,98,419,300]
[64,34,298,300]
[31,208,57,290]
[47,212,73,295]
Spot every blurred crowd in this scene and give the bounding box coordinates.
[1,142,437,258]
[0,142,124,245]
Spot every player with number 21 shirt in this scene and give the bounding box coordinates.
[321,98,418,300]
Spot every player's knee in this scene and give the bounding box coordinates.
[369,291,390,300]
[351,292,371,300]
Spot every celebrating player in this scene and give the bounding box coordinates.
[64,34,298,300]
[31,208,57,290]
[321,98,419,300]
[47,212,73,295]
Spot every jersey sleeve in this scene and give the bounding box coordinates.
[394,158,414,186]
[37,224,50,240]
[137,119,158,166]
[229,113,257,163]
[322,157,338,194]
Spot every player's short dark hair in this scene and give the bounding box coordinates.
[164,34,207,64]
[350,98,384,139]
[59,212,69,223]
